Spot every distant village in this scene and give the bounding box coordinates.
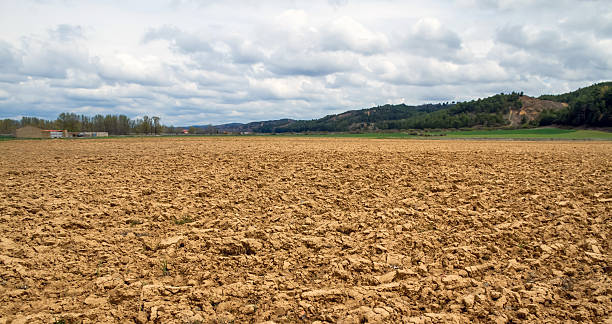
[15,126,109,138]
[12,125,233,138]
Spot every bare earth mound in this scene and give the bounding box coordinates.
[0,137,610,323]
[507,96,568,126]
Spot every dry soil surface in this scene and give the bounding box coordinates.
[0,137,611,323]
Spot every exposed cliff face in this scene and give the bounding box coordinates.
[507,96,568,126]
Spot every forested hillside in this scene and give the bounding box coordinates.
[378,93,522,130]
[538,82,612,126]
[265,103,448,132]
[252,92,523,132]
[247,82,612,132]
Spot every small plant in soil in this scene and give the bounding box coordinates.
[161,260,170,276]
[128,219,143,226]
[174,216,194,225]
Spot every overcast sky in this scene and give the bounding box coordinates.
[0,0,610,125]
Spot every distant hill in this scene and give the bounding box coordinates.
[212,119,296,133]
[260,92,526,132]
[208,104,449,133]
[203,82,611,132]
[269,103,448,132]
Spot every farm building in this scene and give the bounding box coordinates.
[66,132,109,138]
[15,126,67,138]
[15,126,109,138]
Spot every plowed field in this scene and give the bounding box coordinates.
[1,137,611,323]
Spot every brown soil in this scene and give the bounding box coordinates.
[0,137,611,323]
[507,96,568,126]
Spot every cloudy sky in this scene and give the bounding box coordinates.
[0,0,610,125]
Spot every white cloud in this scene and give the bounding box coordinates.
[18,35,93,79]
[247,77,307,100]
[399,17,464,62]
[143,25,213,54]
[267,50,358,77]
[95,53,172,86]
[320,16,389,54]
[48,24,85,42]
[0,41,21,73]
[494,24,612,80]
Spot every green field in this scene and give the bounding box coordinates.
[0,135,16,141]
[439,128,612,139]
[290,128,612,140]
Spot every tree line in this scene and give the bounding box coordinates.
[0,113,181,135]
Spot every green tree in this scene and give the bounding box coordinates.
[152,116,161,135]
